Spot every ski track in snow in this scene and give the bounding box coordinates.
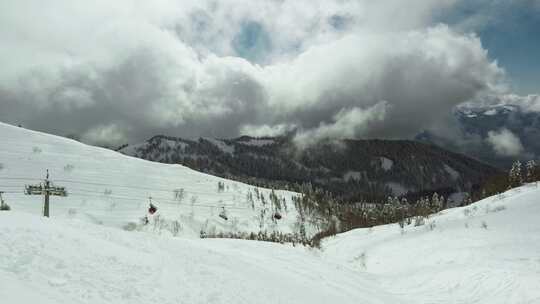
[1,122,540,303]
[323,185,540,304]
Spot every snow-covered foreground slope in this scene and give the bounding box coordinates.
[2,122,540,303]
[2,184,539,303]
[0,212,398,304]
[0,122,302,237]
[323,184,540,304]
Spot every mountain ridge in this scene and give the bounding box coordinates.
[119,134,500,204]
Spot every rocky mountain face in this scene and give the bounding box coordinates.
[118,136,500,203]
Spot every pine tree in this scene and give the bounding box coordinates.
[431,192,443,212]
[526,160,537,183]
[509,160,523,188]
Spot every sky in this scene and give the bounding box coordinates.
[440,0,540,94]
[0,0,539,148]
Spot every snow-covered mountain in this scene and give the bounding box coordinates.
[118,135,499,203]
[0,122,307,238]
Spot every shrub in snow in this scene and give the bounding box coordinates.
[123,222,138,231]
[171,220,182,236]
[485,205,506,214]
[311,219,338,248]
[353,252,367,269]
[63,164,75,172]
[217,181,225,193]
[491,205,506,212]
[68,208,77,217]
[0,194,10,211]
[360,252,367,269]
[0,202,10,211]
[202,230,311,246]
[174,188,185,202]
[152,214,166,233]
[32,146,42,153]
[246,190,255,210]
[414,216,425,227]
[481,221,488,229]
[0,163,4,170]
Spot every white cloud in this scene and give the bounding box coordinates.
[240,123,296,137]
[487,128,524,156]
[0,0,516,146]
[81,124,127,147]
[293,101,389,149]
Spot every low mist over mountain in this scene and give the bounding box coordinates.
[119,136,499,203]
[417,96,540,169]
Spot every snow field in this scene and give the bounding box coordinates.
[323,184,540,304]
[1,122,540,303]
[0,212,399,304]
[0,122,303,237]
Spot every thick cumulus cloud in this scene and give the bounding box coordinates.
[0,0,512,146]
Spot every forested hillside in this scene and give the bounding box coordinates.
[119,136,500,203]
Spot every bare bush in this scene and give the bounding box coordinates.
[123,222,138,231]
[68,208,77,217]
[0,202,10,211]
[174,188,185,202]
[358,252,367,269]
[201,230,311,246]
[481,221,488,229]
[217,181,225,193]
[171,220,182,236]
[485,205,506,214]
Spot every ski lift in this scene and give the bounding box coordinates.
[219,207,228,221]
[273,212,282,220]
[148,202,158,215]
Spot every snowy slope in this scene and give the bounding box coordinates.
[323,184,540,304]
[0,122,302,237]
[1,122,540,303]
[2,181,540,303]
[0,212,399,304]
